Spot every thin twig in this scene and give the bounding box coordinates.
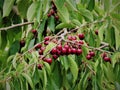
[0,22,34,31]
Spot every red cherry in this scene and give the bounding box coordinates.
[95,30,98,35]
[50,9,55,15]
[47,13,51,17]
[55,15,59,20]
[38,50,43,55]
[71,48,77,54]
[44,41,49,45]
[86,54,91,60]
[51,47,57,54]
[62,48,67,55]
[79,40,84,45]
[103,57,111,62]
[31,29,37,34]
[35,43,42,49]
[37,64,43,70]
[89,51,95,57]
[57,49,61,55]
[57,44,62,50]
[68,48,72,54]
[101,52,107,58]
[78,33,85,40]
[44,58,52,64]
[41,47,46,51]
[20,40,25,47]
[52,54,58,59]
[72,36,77,40]
[44,36,50,41]
[67,35,73,40]
[76,49,82,55]
[64,44,69,50]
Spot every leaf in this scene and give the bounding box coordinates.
[65,0,77,11]
[6,82,11,90]
[78,8,93,22]
[72,19,81,26]
[87,0,95,11]
[42,0,50,15]
[43,68,47,89]
[27,2,39,21]
[44,42,56,55]
[17,0,31,18]
[48,16,55,32]
[28,39,35,49]
[55,0,70,23]
[21,73,34,89]
[3,0,15,17]
[9,40,20,55]
[56,22,75,29]
[103,0,111,12]
[44,62,51,75]
[115,82,120,90]
[68,55,78,83]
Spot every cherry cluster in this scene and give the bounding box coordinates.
[20,29,111,70]
[47,1,59,20]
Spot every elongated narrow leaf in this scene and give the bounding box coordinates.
[3,0,15,17]
[68,55,78,83]
[22,73,34,89]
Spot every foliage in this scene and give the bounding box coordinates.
[0,0,120,90]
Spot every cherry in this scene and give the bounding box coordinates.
[64,44,69,50]
[101,52,107,58]
[47,13,51,17]
[89,51,95,57]
[55,15,59,20]
[41,47,46,51]
[57,49,61,55]
[38,50,43,55]
[52,54,58,59]
[51,47,57,54]
[79,40,84,45]
[44,41,49,45]
[68,48,72,54]
[37,64,43,70]
[44,36,50,41]
[31,29,37,34]
[95,30,98,35]
[76,49,82,55]
[62,47,67,55]
[67,35,73,40]
[44,58,52,64]
[20,40,25,47]
[71,48,77,54]
[78,33,85,40]
[103,57,111,62]
[35,43,42,49]
[72,36,77,40]
[57,44,62,50]
[50,9,55,15]
[86,54,91,60]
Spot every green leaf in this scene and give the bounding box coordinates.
[56,22,75,29]
[55,1,70,23]
[43,68,47,89]
[3,0,15,17]
[48,16,55,32]
[27,1,39,21]
[21,73,34,89]
[78,8,93,22]
[9,40,20,55]
[72,19,81,26]
[103,0,111,12]
[17,0,31,18]
[68,55,78,83]
[87,0,95,11]
[42,0,50,15]
[44,42,56,55]
[28,39,35,49]
[44,62,51,75]
[115,82,120,90]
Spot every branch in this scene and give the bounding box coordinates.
[0,22,34,31]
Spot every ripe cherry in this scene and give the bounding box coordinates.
[86,54,91,60]
[101,52,107,58]
[71,48,77,54]
[78,33,85,40]
[44,36,50,41]
[31,29,37,34]
[68,48,72,54]
[52,54,58,59]
[37,64,43,70]
[38,50,43,55]
[41,47,46,51]
[55,15,59,20]
[76,49,82,55]
[44,58,52,64]
[72,36,77,40]
[64,44,69,50]
[62,47,67,55]
[20,40,25,47]
[67,35,73,40]
[44,41,49,45]
[79,40,84,45]
[51,47,57,54]
[103,57,111,62]
[50,9,55,15]
[95,30,98,35]
[35,43,42,49]
[47,13,51,17]
[89,51,95,57]
[57,44,62,50]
